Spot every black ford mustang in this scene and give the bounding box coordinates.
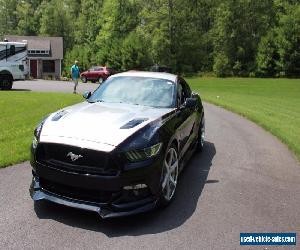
[30,71,205,218]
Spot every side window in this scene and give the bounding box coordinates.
[0,45,6,60]
[177,82,185,106]
[10,45,15,56]
[181,79,191,98]
[15,45,26,54]
[177,79,191,107]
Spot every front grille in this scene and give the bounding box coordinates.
[40,178,116,203]
[36,143,119,176]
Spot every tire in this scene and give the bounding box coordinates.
[81,76,87,83]
[197,115,205,152]
[0,74,13,90]
[157,143,179,207]
[98,77,103,84]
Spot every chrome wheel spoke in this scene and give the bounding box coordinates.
[165,180,171,198]
[162,174,168,188]
[169,174,176,185]
[168,150,173,166]
[164,160,169,170]
[169,161,178,173]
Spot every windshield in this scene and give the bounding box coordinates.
[88,76,176,108]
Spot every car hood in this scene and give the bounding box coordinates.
[40,102,174,152]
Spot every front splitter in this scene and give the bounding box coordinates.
[30,178,157,219]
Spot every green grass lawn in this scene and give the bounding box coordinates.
[0,92,82,167]
[187,77,300,161]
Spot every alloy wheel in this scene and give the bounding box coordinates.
[162,147,179,201]
[82,76,87,83]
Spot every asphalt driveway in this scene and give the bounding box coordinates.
[0,80,299,249]
[12,79,99,94]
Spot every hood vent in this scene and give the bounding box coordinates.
[120,118,148,129]
[52,110,68,121]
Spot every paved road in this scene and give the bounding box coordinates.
[12,79,99,94]
[1,81,300,249]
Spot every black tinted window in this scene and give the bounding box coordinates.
[181,78,191,98]
[10,45,15,55]
[177,82,185,106]
[177,79,191,106]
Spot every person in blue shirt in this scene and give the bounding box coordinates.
[71,60,80,94]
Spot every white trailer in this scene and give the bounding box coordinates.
[0,41,28,90]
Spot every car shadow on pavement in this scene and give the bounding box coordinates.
[34,141,216,236]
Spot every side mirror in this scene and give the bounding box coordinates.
[184,98,197,108]
[83,91,91,99]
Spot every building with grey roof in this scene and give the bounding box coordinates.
[5,35,63,79]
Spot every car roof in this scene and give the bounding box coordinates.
[110,71,178,82]
[0,42,27,45]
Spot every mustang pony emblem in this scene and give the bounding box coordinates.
[67,152,83,162]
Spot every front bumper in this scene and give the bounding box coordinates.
[30,152,163,218]
[30,177,157,218]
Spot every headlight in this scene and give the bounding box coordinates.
[125,142,162,162]
[34,122,43,140]
[32,136,38,149]
[32,115,49,148]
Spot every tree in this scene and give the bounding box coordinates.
[212,0,276,76]
[0,0,19,38]
[276,4,300,77]
[138,0,216,73]
[16,1,42,36]
[121,31,152,70]
[75,0,103,45]
[256,30,279,77]
[39,0,74,51]
[1,0,300,77]
[64,44,93,74]
[94,0,142,69]
[256,2,300,77]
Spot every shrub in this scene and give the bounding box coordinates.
[213,53,231,77]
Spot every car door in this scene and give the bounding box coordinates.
[85,67,93,80]
[182,79,198,147]
[94,67,103,80]
[176,78,197,157]
[90,67,98,80]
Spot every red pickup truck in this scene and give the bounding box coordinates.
[80,66,115,83]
